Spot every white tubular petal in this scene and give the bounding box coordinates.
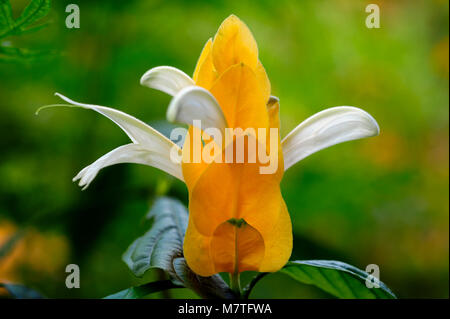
[52,93,183,183]
[73,143,184,190]
[282,106,380,170]
[54,93,176,150]
[166,86,227,132]
[140,66,195,96]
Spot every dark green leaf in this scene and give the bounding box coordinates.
[280,260,396,299]
[122,197,188,281]
[0,283,45,299]
[103,280,182,299]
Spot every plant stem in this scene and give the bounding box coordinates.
[242,272,268,299]
[229,272,241,298]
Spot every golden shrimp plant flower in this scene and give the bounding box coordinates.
[47,15,379,279]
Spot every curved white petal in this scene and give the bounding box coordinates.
[282,106,380,170]
[44,93,183,184]
[53,93,176,151]
[140,66,194,96]
[74,143,184,190]
[166,86,227,132]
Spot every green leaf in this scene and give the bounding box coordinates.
[280,260,396,299]
[0,283,45,299]
[0,0,53,63]
[0,0,14,33]
[13,0,50,31]
[103,280,182,299]
[0,0,51,38]
[122,197,188,281]
[0,45,55,62]
[13,20,51,36]
[0,46,52,60]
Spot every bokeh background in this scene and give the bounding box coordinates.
[0,0,448,298]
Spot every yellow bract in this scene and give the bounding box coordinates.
[211,219,265,273]
[210,63,268,130]
[183,15,292,276]
[193,38,215,89]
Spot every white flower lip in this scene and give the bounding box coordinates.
[282,106,380,171]
[140,66,194,96]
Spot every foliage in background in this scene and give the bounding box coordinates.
[0,0,448,298]
[0,0,54,62]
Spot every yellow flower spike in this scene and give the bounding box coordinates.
[182,15,289,278]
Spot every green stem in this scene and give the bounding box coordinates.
[229,272,241,298]
[242,272,269,299]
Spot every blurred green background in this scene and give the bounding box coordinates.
[0,0,448,298]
